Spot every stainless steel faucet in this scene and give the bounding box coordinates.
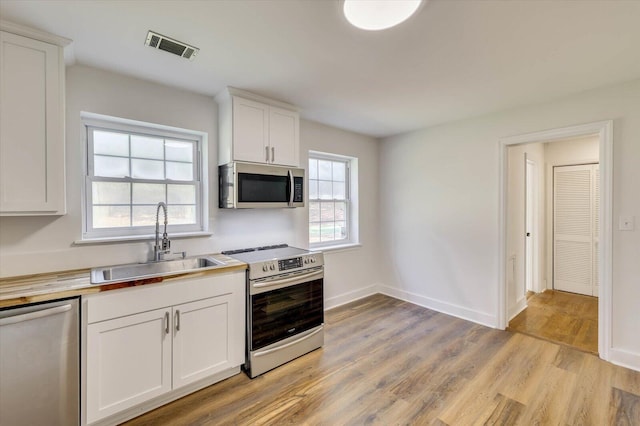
[154,202,171,261]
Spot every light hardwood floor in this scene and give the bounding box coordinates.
[124,294,639,425]
[508,290,598,354]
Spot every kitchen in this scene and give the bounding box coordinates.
[1,1,640,425]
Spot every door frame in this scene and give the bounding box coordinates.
[498,120,612,360]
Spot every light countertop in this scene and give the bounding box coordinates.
[0,254,247,308]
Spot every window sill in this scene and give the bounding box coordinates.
[73,231,213,246]
[311,242,362,253]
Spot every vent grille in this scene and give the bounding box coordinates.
[145,31,199,60]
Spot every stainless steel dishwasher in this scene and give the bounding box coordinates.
[0,297,79,426]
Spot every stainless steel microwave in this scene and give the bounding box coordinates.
[219,162,304,208]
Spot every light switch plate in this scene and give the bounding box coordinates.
[619,216,635,231]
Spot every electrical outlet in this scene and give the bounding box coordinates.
[619,216,635,231]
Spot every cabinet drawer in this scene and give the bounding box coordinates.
[85,271,244,324]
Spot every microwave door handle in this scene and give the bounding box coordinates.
[288,169,294,207]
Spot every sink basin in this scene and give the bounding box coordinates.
[91,256,226,284]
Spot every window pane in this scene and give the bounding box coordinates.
[320,202,335,221]
[168,184,196,204]
[92,182,130,205]
[333,181,345,200]
[309,223,321,244]
[320,223,335,242]
[166,161,193,181]
[132,205,158,226]
[333,162,346,182]
[132,159,164,180]
[335,221,347,240]
[165,140,193,162]
[309,180,318,199]
[318,160,332,180]
[309,201,320,222]
[335,201,346,221]
[309,159,318,180]
[319,181,332,200]
[93,206,130,228]
[168,205,196,224]
[132,183,165,205]
[94,155,129,178]
[93,130,129,157]
[131,135,164,160]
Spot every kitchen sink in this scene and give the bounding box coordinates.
[90,256,226,284]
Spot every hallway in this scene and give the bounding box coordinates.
[508,290,598,354]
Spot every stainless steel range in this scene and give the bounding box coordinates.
[222,244,324,378]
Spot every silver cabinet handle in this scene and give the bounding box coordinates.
[265,146,270,162]
[271,146,275,163]
[0,304,71,326]
[175,310,180,331]
[164,311,170,334]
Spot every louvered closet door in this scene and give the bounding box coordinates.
[553,164,598,296]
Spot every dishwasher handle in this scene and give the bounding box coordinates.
[0,304,72,326]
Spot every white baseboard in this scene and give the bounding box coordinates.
[608,348,640,372]
[379,285,497,328]
[324,284,380,310]
[508,297,528,322]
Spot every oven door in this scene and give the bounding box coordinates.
[249,268,323,351]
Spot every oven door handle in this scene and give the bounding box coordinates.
[252,268,324,289]
[253,326,324,358]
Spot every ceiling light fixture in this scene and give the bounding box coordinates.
[343,0,422,31]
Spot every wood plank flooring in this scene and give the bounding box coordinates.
[508,290,598,354]
[123,294,639,425]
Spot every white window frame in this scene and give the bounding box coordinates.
[80,112,208,241]
[308,151,359,249]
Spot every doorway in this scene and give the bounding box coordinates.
[498,121,613,360]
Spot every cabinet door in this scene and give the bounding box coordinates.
[232,96,269,164]
[86,308,172,423]
[172,294,237,389]
[269,106,299,167]
[0,31,65,215]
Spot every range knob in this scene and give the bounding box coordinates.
[304,258,309,264]
[310,258,316,263]
[270,264,276,271]
[262,265,268,272]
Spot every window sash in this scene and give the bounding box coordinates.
[309,155,351,246]
[83,119,204,239]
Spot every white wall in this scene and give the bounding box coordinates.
[300,120,382,309]
[0,65,382,310]
[379,78,640,370]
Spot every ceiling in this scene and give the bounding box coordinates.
[2,0,639,138]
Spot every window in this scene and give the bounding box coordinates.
[308,152,357,247]
[81,113,207,240]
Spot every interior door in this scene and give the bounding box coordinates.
[553,164,598,296]
[525,159,534,292]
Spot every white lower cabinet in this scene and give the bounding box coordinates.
[172,295,235,388]
[83,271,245,425]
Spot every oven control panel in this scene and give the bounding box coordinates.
[251,253,324,280]
[279,257,302,271]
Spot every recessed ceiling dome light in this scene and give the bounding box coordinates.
[343,0,422,31]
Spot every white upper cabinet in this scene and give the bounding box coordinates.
[0,23,70,215]
[217,87,300,167]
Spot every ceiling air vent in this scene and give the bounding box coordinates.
[145,31,199,60]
